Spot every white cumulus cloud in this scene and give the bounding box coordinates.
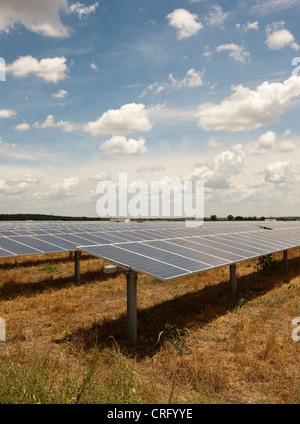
[264,161,294,184]
[246,130,298,155]
[196,76,300,132]
[189,144,246,189]
[277,140,297,152]
[0,109,16,119]
[14,123,30,131]
[245,21,259,31]
[85,103,152,136]
[0,175,39,195]
[7,55,68,83]
[258,131,277,148]
[0,0,70,37]
[265,22,299,50]
[51,177,80,197]
[100,136,148,155]
[166,9,203,39]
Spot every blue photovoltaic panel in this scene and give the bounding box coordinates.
[72,234,115,245]
[117,242,212,272]
[0,247,16,257]
[220,233,282,250]
[189,237,255,257]
[207,235,268,255]
[0,237,43,256]
[31,234,78,250]
[11,236,67,253]
[52,233,100,245]
[12,230,34,236]
[91,232,135,243]
[80,244,190,280]
[146,240,231,267]
[164,238,246,262]
[0,231,19,237]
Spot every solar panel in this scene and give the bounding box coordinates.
[32,234,79,250]
[79,244,190,280]
[0,247,16,257]
[11,236,67,253]
[118,242,213,272]
[77,221,300,281]
[0,237,43,256]
[161,238,246,262]
[146,240,230,267]
[0,221,300,283]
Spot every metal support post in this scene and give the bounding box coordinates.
[230,263,237,297]
[283,249,288,273]
[126,271,137,346]
[75,250,81,283]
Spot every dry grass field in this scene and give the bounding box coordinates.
[0,247,299,404]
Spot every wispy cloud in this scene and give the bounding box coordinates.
[68,2,99,19]
[251,0,300,15]
[52,89,68,98]
[90,63,98,71]
[205,5,229,27]
[140,68,204,98]
[216,43,250,63]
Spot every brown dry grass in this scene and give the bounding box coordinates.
[0,248,299,404]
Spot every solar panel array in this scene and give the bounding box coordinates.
[1,220,299,281]
[78,221,300,280]
[0,220,202,258]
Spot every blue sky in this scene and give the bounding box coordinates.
[0,0,300,217]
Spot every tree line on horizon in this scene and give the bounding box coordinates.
[0,214,298,222]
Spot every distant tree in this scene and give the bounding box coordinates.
[227,214,234,221]
[235,215,244,221]
[210,215,217,221]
